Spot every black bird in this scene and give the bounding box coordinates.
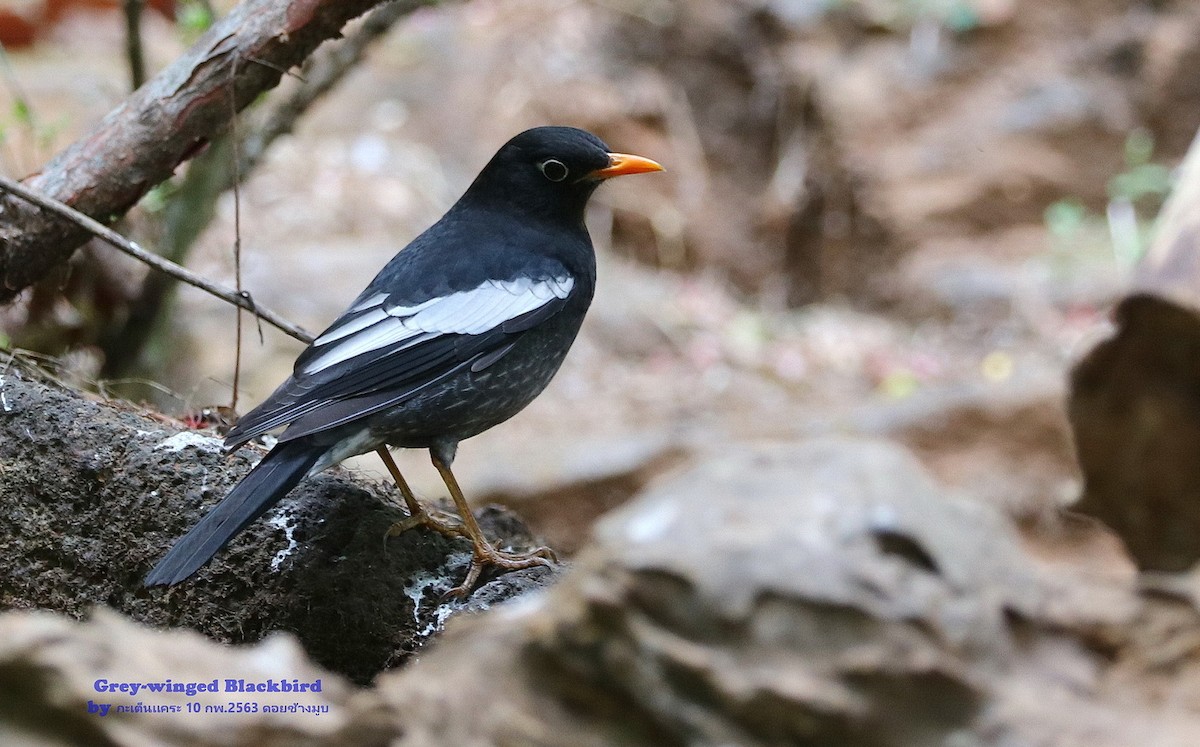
[145,126,662,592]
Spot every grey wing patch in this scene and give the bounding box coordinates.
[299,275,574,375]
[226,274,575,447]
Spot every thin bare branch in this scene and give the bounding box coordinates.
[229,62,246,409]
[0,175,313,345]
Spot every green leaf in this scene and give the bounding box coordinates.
[140,182,175,214]
[178,2,215,37]
[1044,199,1088,239]
[1124,128,1155,167]
[11,99,30,125]
[1108,163,1172,201]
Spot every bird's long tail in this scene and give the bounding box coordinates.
[144,441,326,587]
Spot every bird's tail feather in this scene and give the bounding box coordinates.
[144,441,326,587]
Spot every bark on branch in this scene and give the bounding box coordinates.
[0,0,442,304]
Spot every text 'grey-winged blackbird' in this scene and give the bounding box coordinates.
[144,126,663,594]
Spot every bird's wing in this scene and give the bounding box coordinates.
[224,273,575,449]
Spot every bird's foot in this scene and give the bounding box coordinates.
[385,507,468,542]
[445,543,557,598]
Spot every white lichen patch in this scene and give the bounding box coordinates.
[407,551,472,638]
[155,431,225,454]
[0,375,11,413]
[268,510,299,570]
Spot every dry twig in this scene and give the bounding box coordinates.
[0,175,313,344]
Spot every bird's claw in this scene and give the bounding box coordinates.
[442,543,558,598]
[385,509,467,541]
[495,544,557,564]
[385,508,557,598]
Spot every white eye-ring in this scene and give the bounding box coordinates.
[539,159,569,182]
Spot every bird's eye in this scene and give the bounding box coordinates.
[538,159,569,182]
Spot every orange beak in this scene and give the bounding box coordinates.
[591,152,664,179]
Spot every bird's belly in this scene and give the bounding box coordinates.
[369,319,582,449]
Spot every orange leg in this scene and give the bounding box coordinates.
[430,450,556,596]
[378,446,466,540]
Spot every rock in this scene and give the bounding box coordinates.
[533,439,1039,744]
[371,438,1200,746]
[366,440,1043,744]
[0,365,559,683]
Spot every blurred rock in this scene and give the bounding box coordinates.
[891,228,1128,323]
[1070,296,1200,572]
[542,439,1029,743]
[374,438,1200,746]
[0,607,399,746]
[847,374,1082,515]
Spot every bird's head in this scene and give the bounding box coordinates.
[462,126,663,226]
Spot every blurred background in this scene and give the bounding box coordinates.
[0,0,1190,557]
